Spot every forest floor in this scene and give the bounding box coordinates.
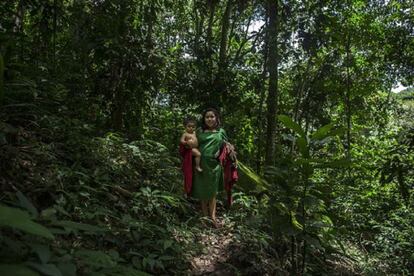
[190,217,237,275]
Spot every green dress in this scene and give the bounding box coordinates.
[191,128,228,200]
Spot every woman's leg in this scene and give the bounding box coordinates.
[201,200,208,216]
[208,196,217,222]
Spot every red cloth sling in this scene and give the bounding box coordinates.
[179,143,193,195]
[218,143,239,206]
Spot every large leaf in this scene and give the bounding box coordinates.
[290,211,303,231]
[31,244,51,264]
[328,127,346,137]
[0,264,39,276]
[27,263,62,276]
[311,123,334,140]
[316,158,352,168]
[0,205,54,239]
[75,249,116,269]
[99,266,151,276]
[16,191,39,218]
[238,162,270,190]
[278,115,306,138]
[52,220,107,234]
[296,137,309,158]
[56,263,76,276]
[304,234,323,250]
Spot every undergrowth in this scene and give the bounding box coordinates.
[0,94,198,274]
[1,75,412,275]
[0,78,277,275]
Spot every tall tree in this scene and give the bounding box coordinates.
[264,0,279,166]
[215,0,233,103]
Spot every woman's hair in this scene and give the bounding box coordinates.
[201,107,221,130]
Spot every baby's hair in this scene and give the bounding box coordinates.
[183,116,197,126]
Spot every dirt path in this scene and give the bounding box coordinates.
[190,218,237,275]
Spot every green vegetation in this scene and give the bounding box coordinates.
[1,0,413,275]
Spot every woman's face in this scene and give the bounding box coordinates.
[204,111,217,129]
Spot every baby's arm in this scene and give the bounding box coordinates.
[180,133,188,145]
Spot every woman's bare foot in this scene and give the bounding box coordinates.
[211,219,221,229]
[196,166,203,172]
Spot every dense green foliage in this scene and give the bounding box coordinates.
[1,0,413,275]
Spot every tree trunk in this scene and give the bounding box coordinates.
[111,63,125,131]
[206,0,217,86]
[13,0,25,33]
[345,33,352,159]
[255,11,269,173]
[218,0,232,75]
[215,0,232,103]
[111,1,129,131]
[264,0,279,166]
[13,0,25,62]
[291,61,312,154]
[53,0,57,72]
[193,1,205,58]
[0,53,4,106]
[206,0,217,56]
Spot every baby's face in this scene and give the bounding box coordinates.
[185,123,196,134]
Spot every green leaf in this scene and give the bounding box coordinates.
[52,220,107,234]
[100,266,151,276]
[327,127,346,137]
[297,137,309,157]
[27,263,62,276]
[304,235,323,250]
[31,244,51,264]
[290,212,303,231]
[2,236,28,256]
[321,215,333,226]
[158,194,180,207]
[75,249,116,269]
[16,191,39,218]
[56,263,76,276]
[40,208,57,220]
[0,264,40,276]
[317,158,352,168]
[163,240,173,250]
[0,205,54,239]
[303,195,325,211]
[107,249,120,261]
[278,115,306,138]
[238,161,270,189]
[273,202,289,214]
[158,255,176,261]
[311,123,334,140]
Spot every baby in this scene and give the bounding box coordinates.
[180,117,202,172]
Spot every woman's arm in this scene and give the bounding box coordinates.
[221,129,237,161]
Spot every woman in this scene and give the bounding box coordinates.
[191,108,229,227]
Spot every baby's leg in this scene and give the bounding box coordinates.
[192,148,202,172]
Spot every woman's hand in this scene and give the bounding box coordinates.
[226,142,237,161]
